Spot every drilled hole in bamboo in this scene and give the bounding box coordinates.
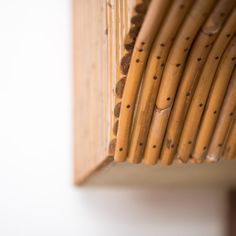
[176,63,181,67]
[126,105,131,109]
[220,12,225,17]
[156,56,161,59]
[215,56,219,60]
[153,75,158,80]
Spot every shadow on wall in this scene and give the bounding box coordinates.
[75,187,227,236]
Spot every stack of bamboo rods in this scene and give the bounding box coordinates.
[110,0,236,164]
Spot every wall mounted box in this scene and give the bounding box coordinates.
[74,0,236,186]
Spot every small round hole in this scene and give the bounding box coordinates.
[188,141,192,144]
[218,144,222,147]
[226,34,231,38]
[139,49,143,52]
[153,75,158,80]
[166,97,171,101]
[213,110,217,114]
[160,43,165,47]
[203,146,207,150]
[153,145,156,148]
[185,36,190,40]
[161,63,165,67]
[141,42,145,45]
[171,144,174,148]
[136,59,140,63]
[186,92,191,97]
[184,48,188,52]
[126,105,130,108]
[156,56,161,59]
[208,33,213,37]
[199,103,203,107]
[232,57,236,61]
[230,112,234,116]
[197,58,202,61]
[215,56,219,60]
[205,44,209,48]
[220,12,225,17]
[139,143,143,146]
[176,63,181,67]
[119,148,123,151]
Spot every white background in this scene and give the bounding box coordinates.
[0,1,229,235]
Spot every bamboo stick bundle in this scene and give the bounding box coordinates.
[114,0,171,162]
[127,0,194,164]
[160,0,235,165]
[177,33,236,163]
[206,68,236,162]
[108,0,149,156]
[142,0,217,165]
[223,114,236,160]
[192,42,236,163]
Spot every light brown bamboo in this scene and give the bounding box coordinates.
[223,115,236,160]
[206,68,236,162]
[109,0,147,155]
[127,0,194,164]
[155,0,217,110]
[114,0,171,162]
[143,0,217,164]
[177,34,236,163]
[192,43,236,163]
[160,0,236,165]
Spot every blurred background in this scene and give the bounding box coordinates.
[0,0,234,235]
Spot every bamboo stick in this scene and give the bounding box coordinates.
[206,68,236,162]
[114,0,171,162]
[223,115,236,160]
[192,41,236,163]
[127,0,194,164]
[177,34,236,163]
[143,0,217,165]
[160,0,235,165]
